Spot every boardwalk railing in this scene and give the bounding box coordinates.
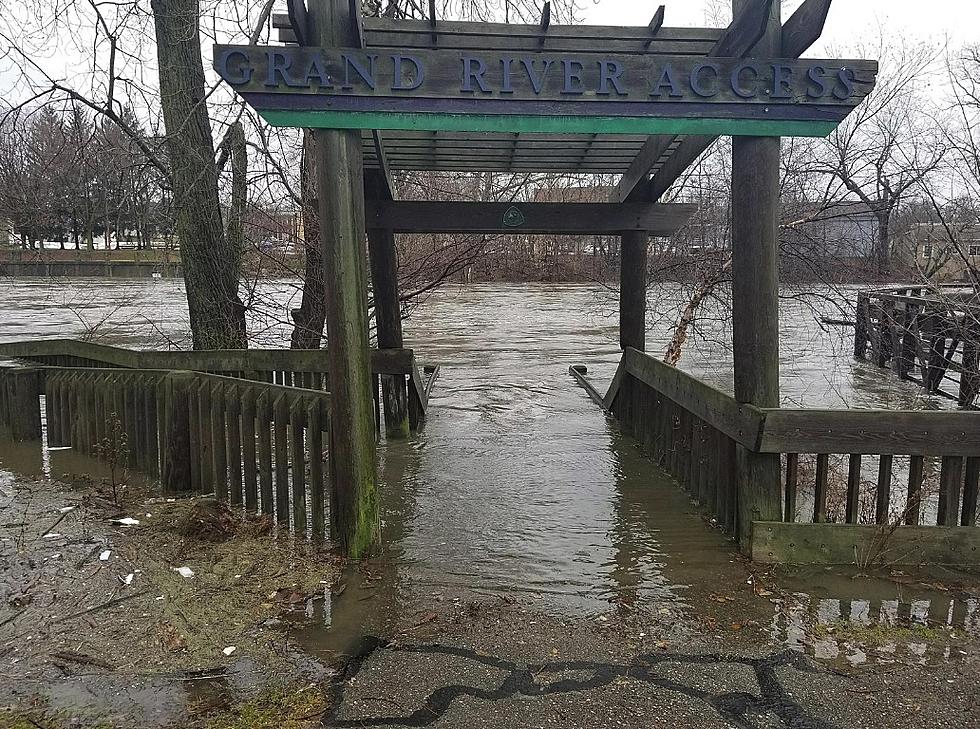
[1,365,331,538]
[574,348,980,565]
[855,286,980,408]
[0,338,436,431]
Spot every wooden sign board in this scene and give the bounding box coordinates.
[214,45,878,137]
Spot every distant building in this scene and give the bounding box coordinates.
[902,223,980,282]
[782,201,880,260]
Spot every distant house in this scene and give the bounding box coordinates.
[782,201,880,260]
[902,223,980,281]
[245,208,304,255]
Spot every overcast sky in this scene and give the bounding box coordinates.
[1,0,972,105]
[583,0,971,51]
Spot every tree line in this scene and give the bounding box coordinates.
[0,106,170,250]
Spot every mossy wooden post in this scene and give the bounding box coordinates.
[310,0,380,557]
[366,170,411,439]
[731,0,783,547]
[620,230,648,351]
[162,372,193,495]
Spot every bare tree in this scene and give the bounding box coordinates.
[807,37,947,274]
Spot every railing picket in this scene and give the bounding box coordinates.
[257,391,274,516]
[274,394,290,527]
[290,396,307,535]
[814,454,830,523]
[62,373,74,447]
[308,396,325,541]
[784,453,799,523]
[845,454,862,524]
[960,457,980,527]
[44,375,57,447]
[147,377,160,477]
[187,377,201,491]
[227,385,243,507]
[907,455,924,526]
[211,381,228,501]
[938,456,964,527]
[197,380,212,491]
[242,387,259,513]
[961,457,980,527]
[876,455,893,524]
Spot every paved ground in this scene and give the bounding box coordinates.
[315,595,980,729]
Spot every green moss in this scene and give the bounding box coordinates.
[202,684,329,729]
[0,710,112,729]
[813,621,948,646]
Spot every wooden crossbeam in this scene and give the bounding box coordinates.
[286,0,309,45]
[645,6,666,48]
[363,201,695,235]
[613,0,834,203]
[782,0,832,58]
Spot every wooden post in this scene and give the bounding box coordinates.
[620,230,648,351]
[4,369,42,442]
[959,324,979,407]
[366,171,411,439]
[307,0,380,556]
[854,293,869,359]
[899,305,919,380]
[731,0,783,546]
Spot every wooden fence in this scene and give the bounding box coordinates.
[855,286,980,408]
[573,348,980,564]
[0,338,436,431]
[1,365,331,538]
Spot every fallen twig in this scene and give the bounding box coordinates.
[34,508,75,543]
[50,650,115,670]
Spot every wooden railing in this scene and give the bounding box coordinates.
[855,286,980,407]
[574,348,980,564]
[0,338,437,431]
[2,365,331,539]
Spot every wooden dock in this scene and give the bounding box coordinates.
[854,286,980,408]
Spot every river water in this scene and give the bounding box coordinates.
[0,278,972,668]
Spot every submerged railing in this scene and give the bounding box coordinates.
[1,365,331,538]
[0,338,437,430]
[573,348,980,565]
[855,286,980,408]
[0,339,440,541]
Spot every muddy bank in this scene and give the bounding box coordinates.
[0,470,342,728]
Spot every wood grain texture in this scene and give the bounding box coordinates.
[752,523,980,566]
[364,201,695,235]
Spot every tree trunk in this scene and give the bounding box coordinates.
[291,131,326,349]
[875,209,891,277]
[151,0,247,350]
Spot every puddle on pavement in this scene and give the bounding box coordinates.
[770,567,980,666]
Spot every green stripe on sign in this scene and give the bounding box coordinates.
[259,110,839,138]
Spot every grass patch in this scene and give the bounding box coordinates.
[813,621,947,646]
[0,709,112,729]
[201,684,329,729]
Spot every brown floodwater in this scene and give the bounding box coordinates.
[0,278,974,687]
